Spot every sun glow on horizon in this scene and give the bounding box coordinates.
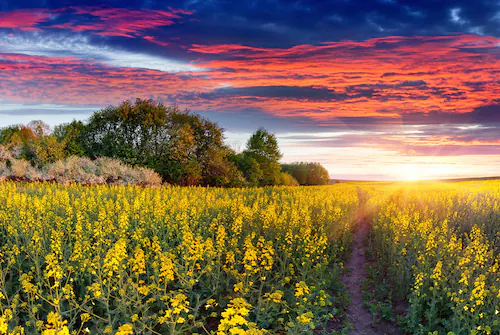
[390,164,426,181]
[388,163,466,181]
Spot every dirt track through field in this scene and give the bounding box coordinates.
[342,205,400,335]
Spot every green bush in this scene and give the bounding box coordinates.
[278,172,299,186]
[281,162,330,185]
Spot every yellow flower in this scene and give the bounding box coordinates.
[115,323,134,335]
[42,312,69,335]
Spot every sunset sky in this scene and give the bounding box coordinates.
[0,0,499,180]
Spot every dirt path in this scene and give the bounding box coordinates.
[342,215,399,335]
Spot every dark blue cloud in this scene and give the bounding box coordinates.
[189,85,373,102]
[2,0,499,50]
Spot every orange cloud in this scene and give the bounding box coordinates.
[0,34,498,125]
[184,35,499,120]
[50,7,191,38]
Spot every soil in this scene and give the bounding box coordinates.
[341,212,400,335]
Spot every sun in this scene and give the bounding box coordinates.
[391,163,426,181]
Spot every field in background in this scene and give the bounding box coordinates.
[0,180,499,334]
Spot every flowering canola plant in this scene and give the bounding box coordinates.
[368,181,500,335]
[0,182,357,334]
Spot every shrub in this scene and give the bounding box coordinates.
[277,172,299,186]
[9,159,43,181]
[0,161,8,181]
[133,166,164,186]
[0,145,12,161]
[45,156,163,186]
[45,156,105,185]
[281,162,330,185]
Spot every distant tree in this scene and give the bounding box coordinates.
[281,162,330,185]
[25,135,67,167]
[0,124,37,159]
[243,128,282,186]
[0,125,22,145]
[0,121,66,167]
[53,120,86,156]
[230,152,263,186]
[26,120,51,137]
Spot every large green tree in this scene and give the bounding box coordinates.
[243,128,282,186]
[53,120,86,157]
[82,98,240,186]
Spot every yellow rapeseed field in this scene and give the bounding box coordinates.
[1,180,500,334]
[369,181,500,335]
[0,182,357,335]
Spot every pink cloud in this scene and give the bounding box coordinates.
[0,34,498,125]
[50,7,190,38]
[0,9,52,31]
[0,6,190,42]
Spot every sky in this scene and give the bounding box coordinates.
[0,0,499,180]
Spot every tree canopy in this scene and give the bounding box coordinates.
[281,162,330,185]
[0,99,331,187]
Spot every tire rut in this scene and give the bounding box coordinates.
[341,207,399,335]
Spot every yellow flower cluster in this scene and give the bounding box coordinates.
[369,181,500,334]
[0,181,357,334]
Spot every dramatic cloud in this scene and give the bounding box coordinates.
[0,6,191,44]
[0,9,51,31]
[0,1,499,179]
[49,7,192,39]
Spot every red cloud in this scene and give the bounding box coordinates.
[0,9,51,31]
[50,7,191,39]
[185,35,500,120]
[0,34,498,126]
[0,6,190,44]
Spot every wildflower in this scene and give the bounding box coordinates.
[115,324,134,335]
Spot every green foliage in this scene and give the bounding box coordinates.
[282,162,330,185]
[230,152,263,186]
[83,98,239,186]
[53,120,86,156]
[25,135,67,167]
[0,125,22,145]
[278,172,299,186]
[82,98,171,165]
[244,128,282,186]
[0,99,333,187]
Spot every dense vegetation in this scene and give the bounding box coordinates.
[281,163,330,186]
[365,182,500,335]
[0,182,357,335]
[0,99,329,187]
[0,178,499,334]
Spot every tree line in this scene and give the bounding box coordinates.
[0,99,330,187]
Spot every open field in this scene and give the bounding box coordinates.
[0,180,499,334]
